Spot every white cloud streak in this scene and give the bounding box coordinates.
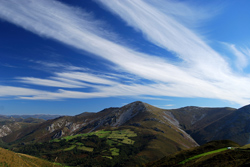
[0,0,250,105]
[226,44,250,70]
[97,0,230,79]
[17,77,87,88]
[55,72,118,85]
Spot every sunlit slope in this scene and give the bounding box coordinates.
[0,147,62,167]
[148,140,245,167]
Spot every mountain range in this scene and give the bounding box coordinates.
[1,101,250,166]
[0,114,61,138]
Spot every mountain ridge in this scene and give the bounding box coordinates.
[2,101,250,146]
[1,101,250,164]
[1,114,62,120]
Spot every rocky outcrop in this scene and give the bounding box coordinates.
[0,123,21,137]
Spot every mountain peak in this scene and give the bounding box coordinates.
[122,101,146,110]
[126,101,144,106]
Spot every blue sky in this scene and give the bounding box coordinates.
[1,0,250,115]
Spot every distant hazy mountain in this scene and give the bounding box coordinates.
[6,114,62,120]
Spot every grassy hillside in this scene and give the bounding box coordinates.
[14,128,155,166]
[147,140,250,167]
[13,125,195,166]
[0,147,62,167]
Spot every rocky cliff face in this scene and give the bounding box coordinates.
[0,123,20,137]
[0,117,44,138]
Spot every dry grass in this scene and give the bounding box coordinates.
[0,147,62,167]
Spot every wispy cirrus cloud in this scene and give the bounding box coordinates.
[145,0,223,30]
[55,72,118,85]
[97,0,230,77]
[17,77,87,88]
[0,0,250,106]
[33,61,90,71]
[225,44,250,71]
[0,86,46,98]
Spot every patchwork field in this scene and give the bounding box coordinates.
[15,128,150,166]
[52,129,137,156]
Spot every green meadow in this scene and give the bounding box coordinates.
[179,147,229,164]
[51,129,137,157]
